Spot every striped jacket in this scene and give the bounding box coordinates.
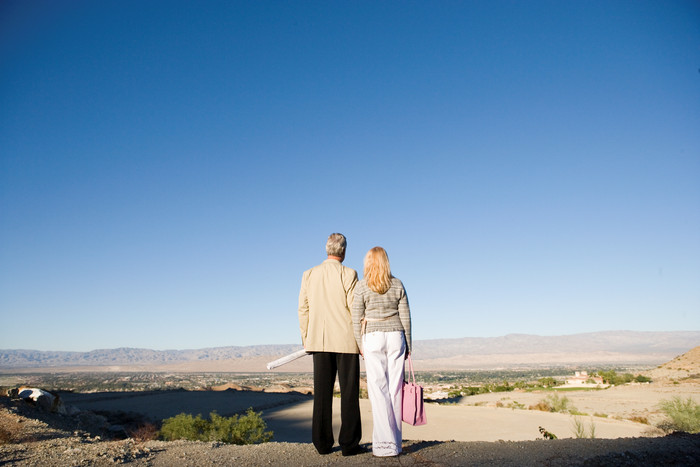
[351,277,412,353]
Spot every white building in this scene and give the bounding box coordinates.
[565,371,604,386]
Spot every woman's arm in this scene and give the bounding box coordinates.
[398,282,412,354]
[351,287,366,355]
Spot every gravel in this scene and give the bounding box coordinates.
[2,435,699,466]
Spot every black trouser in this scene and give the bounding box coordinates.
[312,352,361,454]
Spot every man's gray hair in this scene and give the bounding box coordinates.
[326,233,347,257]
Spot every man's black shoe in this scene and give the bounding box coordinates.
[342,445,369,456]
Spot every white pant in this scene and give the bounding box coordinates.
[363,331,406,457]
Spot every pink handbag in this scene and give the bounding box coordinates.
[402,355,427,426]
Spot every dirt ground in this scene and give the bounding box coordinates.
[56,380,698,443]
[1,380,698,465]
[455,380,700,428]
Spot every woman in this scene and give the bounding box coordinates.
[352,247,411,457]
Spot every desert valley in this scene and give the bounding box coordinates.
[1,331,699,465]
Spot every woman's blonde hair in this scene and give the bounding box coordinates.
[364,247,393,294]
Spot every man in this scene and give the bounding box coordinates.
[298,233,363,456]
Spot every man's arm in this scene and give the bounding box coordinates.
[344,268,358,309]
[298,270,310,347]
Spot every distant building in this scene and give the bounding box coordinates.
[566,371,603,386]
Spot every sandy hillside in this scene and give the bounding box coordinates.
[644,345,700,381]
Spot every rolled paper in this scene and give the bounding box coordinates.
[266,349,309,369]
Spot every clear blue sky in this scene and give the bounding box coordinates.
[1,1,699,352]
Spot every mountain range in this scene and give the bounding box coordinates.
[2,331,698,370]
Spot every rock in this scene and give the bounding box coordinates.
[16,387,61,412]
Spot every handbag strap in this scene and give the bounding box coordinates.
[406,354,416,384]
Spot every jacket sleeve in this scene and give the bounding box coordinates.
[351,286,365,353]
[398,281,412,353]
[344,267,358,310]
[298,270,310,347]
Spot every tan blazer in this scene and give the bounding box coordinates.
[298,259,359,353]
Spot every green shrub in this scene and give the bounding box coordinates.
[530,393,579,414]
[571,416,596,439]
[160,408,273,444]
[658,397,700,434]
[160,413,209,441]
[545,393,572,413]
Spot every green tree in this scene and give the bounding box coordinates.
[538,377,558,388]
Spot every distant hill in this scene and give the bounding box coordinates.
[644,345,700,381]
[1,331,698,371]
[409,331,700,370]
[413,331,700,358]
[0,344,301,369]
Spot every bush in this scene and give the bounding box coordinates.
[546,393,572,413]
[628,415,649,425]
[128,422,159,442]
[529,401,551,412]
[530,393,578,414]
[571,416,596,439]
[160,413,209,441]
[658,397,700,434]
[160,408,273,444]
